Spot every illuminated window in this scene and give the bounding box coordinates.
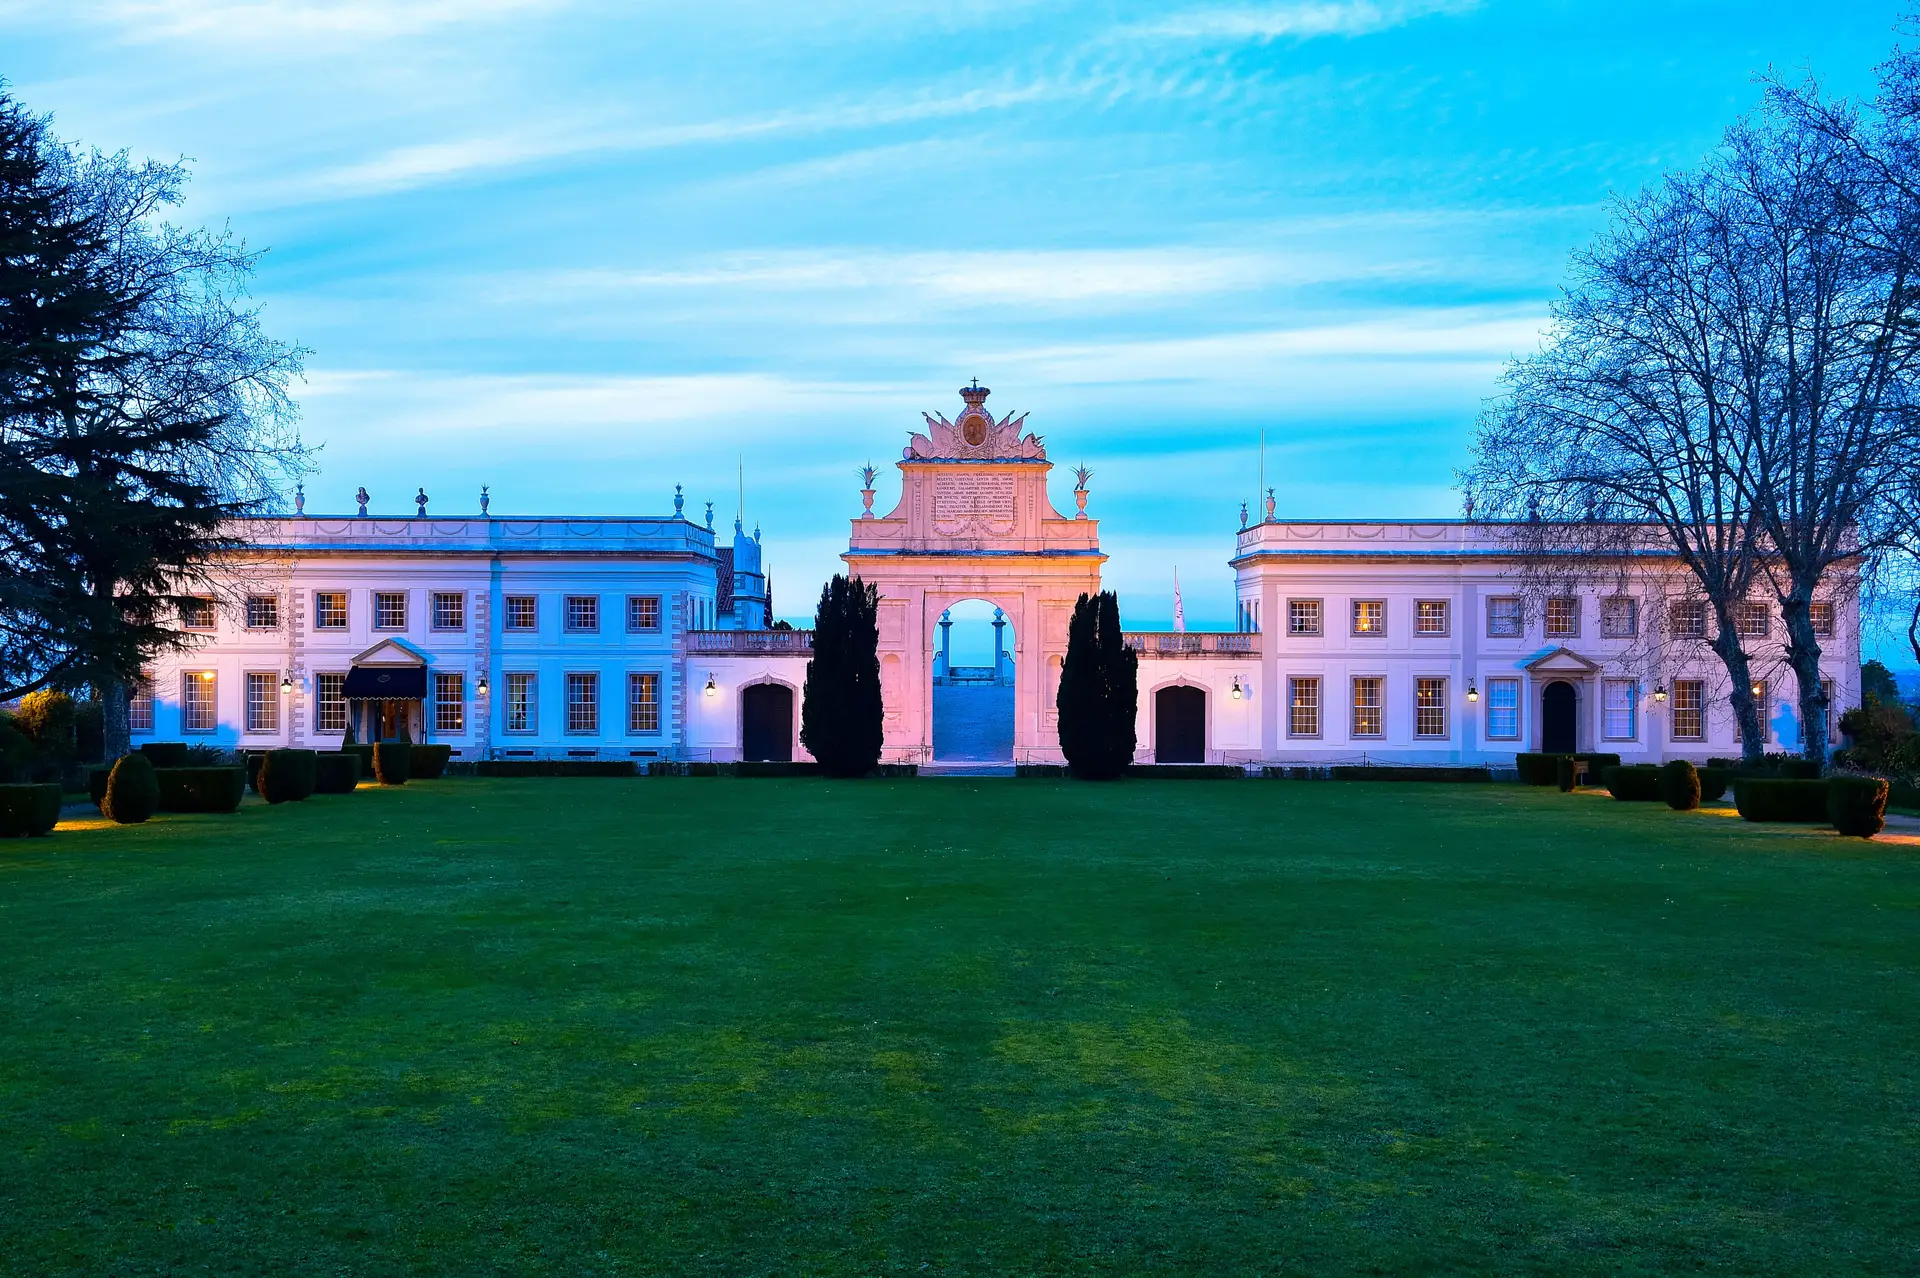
[1601,597,1637,638]
[1487,596,1523,637]
[246,595,279,629]
[628,595,662,633]
[1735,600,1769,639]
[245,672,279,733]
[1352,600,1385,637]
[1485,678,1520,740]
[565,672,599,734]
[628,672,661,734]
[374,592,407,631]
[505,673,536,732]
[506,596,538,631]
[315,673,347,733]
[1415,677,1447,737]
[1602,679,1636,740]
[182,673,217,733]
[432,592,465,631]
[565,595,600,633]
[1351,677,1383,737]
[128,675,154,734]
[180,597,216,630]
[435,672,465,734]
[1672,678,1705,740]
[1287,599,1322,637]
[1415,601,1449,636]
[314,591,347,630]
[1669,599,1706,639]
[1545,597,1579,638]
[1288,677,1320,737]
[1810,601,1835,637]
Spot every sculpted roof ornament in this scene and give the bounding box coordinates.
[904,382,1046,461]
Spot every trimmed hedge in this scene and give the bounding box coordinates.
[1555,757,1575,792]
[88,764,113,808]
[732,761,821,777]
[343,744,376,772]
[373,741,411,785]
[102,753,160,824]
[258,749,318,804]
[1734,778,1829,823]
[245,751,266,793]
[1517,752,1623,787]
[314,752,362,794]
[1603,765,1663,801]
[1328,765,1491,783]
[476,759,637,777]
[1016,764,1070,779]
[0,783,62,836]
[156,767,247,814]
[1125,764,1246,780]
[137,741,191,769]
[411,745,453,780]
[1660,759,1701,811]
[1697,766,1731,803]
[1828,776,1890,838]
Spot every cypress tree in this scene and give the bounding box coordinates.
[1056,590,1138,779]
[800,574,883,777]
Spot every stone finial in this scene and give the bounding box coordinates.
[480,485,490,515]
[355,486,369,518]
[415,487,429,517]
[705,500,714,531]
[293,483,305,516]
[1463,493,1475,521]
[1265,487,1276,522]
[674,483,685,517]
[1239,501,1249,529]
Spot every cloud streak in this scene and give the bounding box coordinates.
[1129,0,1479,41]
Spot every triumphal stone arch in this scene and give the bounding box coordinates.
[845,384,1104,764]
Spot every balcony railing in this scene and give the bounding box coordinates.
[685,629,814,655]
[1123,632,1259,657]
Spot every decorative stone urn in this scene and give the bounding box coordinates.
[1071,465,1092,520]
[355,486,369,517]
[859,464,877,518]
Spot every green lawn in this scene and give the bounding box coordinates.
[3,779,1917,1275]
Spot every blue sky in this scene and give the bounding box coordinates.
[1,0,1905,638]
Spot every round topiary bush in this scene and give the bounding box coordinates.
[1603,764,1663,801]
[257,749,318,804]
[1828,776,1890,838]
[373,740,411,785]
[1660,759,1701,811]
[101,752,160,824]
[1555,756,1575,792]
[1696,766,1731,803]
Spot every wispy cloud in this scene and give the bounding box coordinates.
[53,0,559,46]
[1128,0,1478,41]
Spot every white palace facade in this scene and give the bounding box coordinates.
[139,384,1860,768]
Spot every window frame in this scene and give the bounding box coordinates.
[1671,678,1706,741]
[1486,596,1523,638]
[1544,596,1580,639]
[434,671,466,734]
[180,596,217,631]
[1601,678,1637,741]
[1600,596,1638,639]
[505,595,538,632]
[1484,677,1521,741]
[373,591,408,632]
[245,595,280,630]
[313,591,348,631]
[1669,599,1707,640]
[1286,599,1323,638]
[1351,600,1386,638]
[182,671,217,733]
[564,595,601,635]
[431,592,466,632]
[564,670,600,735]
[1287,676,1321,738]
[627,595,663,634]
[1414,676,1448,738]
[628,671,662,735]
[1735,599,1769,639]
[245,671,280,734]
[1809,601,1835,638]
[315,672,347,734]
[1350,676,1384,738]
[504,672,537,733]
[1414,600,1450,638]
[128,674,155,734]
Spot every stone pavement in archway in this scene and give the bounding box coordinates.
[932,683,1015,761]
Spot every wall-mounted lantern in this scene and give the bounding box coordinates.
[1230,676,1243,701]
[280,673,294,694]
[476,673,489,696]
[1466,681,1479,703]
[1653,685,1667,703]
[704,673,718,698]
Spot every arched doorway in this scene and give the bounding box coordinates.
[932,599,1015,762]
[1542,680,1576,753]
[1155,685,1207,763]
[741,683,794,762]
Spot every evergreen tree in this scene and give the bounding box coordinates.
[800,574,883,777]
[1056,590,1138,779]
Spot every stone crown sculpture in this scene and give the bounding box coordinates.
[904,384,1045,461]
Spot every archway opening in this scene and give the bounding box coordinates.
[1542,680,1576,754]
[1155,685,1207,763]
[742,683,795,762]
[932,599,1015,762]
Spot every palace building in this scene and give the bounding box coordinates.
[140,384,1859,768]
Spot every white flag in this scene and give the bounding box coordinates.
[1173,567,1185,633]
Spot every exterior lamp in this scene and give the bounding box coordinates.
[1230,676,1243,700]
[704,673,717,698]
[1653,685,1667,703]
[476,673,488,695]
[1751,680,1763,697]
[1466,681,1479,703]
[279,673,294,693]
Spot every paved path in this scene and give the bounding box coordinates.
[932,683,1014,763]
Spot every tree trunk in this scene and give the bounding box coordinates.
[1709,614,1766,767]
[1779,590,1829,767]
[100,677,130,761]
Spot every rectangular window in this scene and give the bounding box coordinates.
[1351,677,1383,737]
[1601,597,1637,639]
[128,675,154,734]
[1602,678,1637,740]
[1415,677,1448,737]
[246,595,279,629]
[182,672,216,733]
[314,591,348,630]
[627,595,662,633]
[1415,601,1449,636]
[434,672,465,734]
[1670,599,1706,639]
[180,597,216,630]
[1672,678,1706,741]
[1809,601,1835,637]
[432,592,465,631]
[1288,677,1320,737]
[315,672,347,733]
[506,596,538,631]
[245,671,280,734]
[565,595,600,634]
[628,672,661,734]
[565,672,599,734]
[505,673,536,732]
[1736,600,1769,639]
[374,592,407,631]
[1352,600,1385,637]
[1486,677,1520,740]
[1545,597,1579,638]
[1487,596,1523,638]
[1287,599,1322,637]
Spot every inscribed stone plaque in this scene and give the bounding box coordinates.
[933,473,1016,523]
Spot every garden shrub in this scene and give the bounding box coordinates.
[373,741,411,785]
[1515,753,1559,786]
[245,751,266,793]
[0,719,32,782]
[257,749,318,804]
[1126,764,1246,779]
[475,759,636,777]
[0,783,62,836]
[1697,766,1731,802]
[733,760,823,777]
[314,753,361,794]
[410,745,453,779]
[88,764,114,808]
[1603,764,1663,801]
[102,753,160,824]
[138,742,191,769]
[1828,776,1890,838]
[1779,758,1822,780]
[1733,778,1829,823]
[155,768,247,814]
[1661,759,1701,811]
[1555,756,1575,792]
[343,744,375,772]
[1328,765,1491,782]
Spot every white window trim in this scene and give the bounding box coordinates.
[1286,675,1322,739]
[627,670,663,735]
[313,590,349,631]
[564,670,600,735]
[1413,600,1451,638]
[372,591,409,632]
[504,672,538,734]
[244,670,281,735]
[1484,677,1522,741]
[1486,597,1523,639]
[505,596,539,632]
[1351,600,1387,638]
[1413,676,1449,739]
[1601,678,1638,742]
[1286,598,1324,638]
[1350,675,1386,739]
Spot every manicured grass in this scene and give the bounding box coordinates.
[3,779,1917,1275]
